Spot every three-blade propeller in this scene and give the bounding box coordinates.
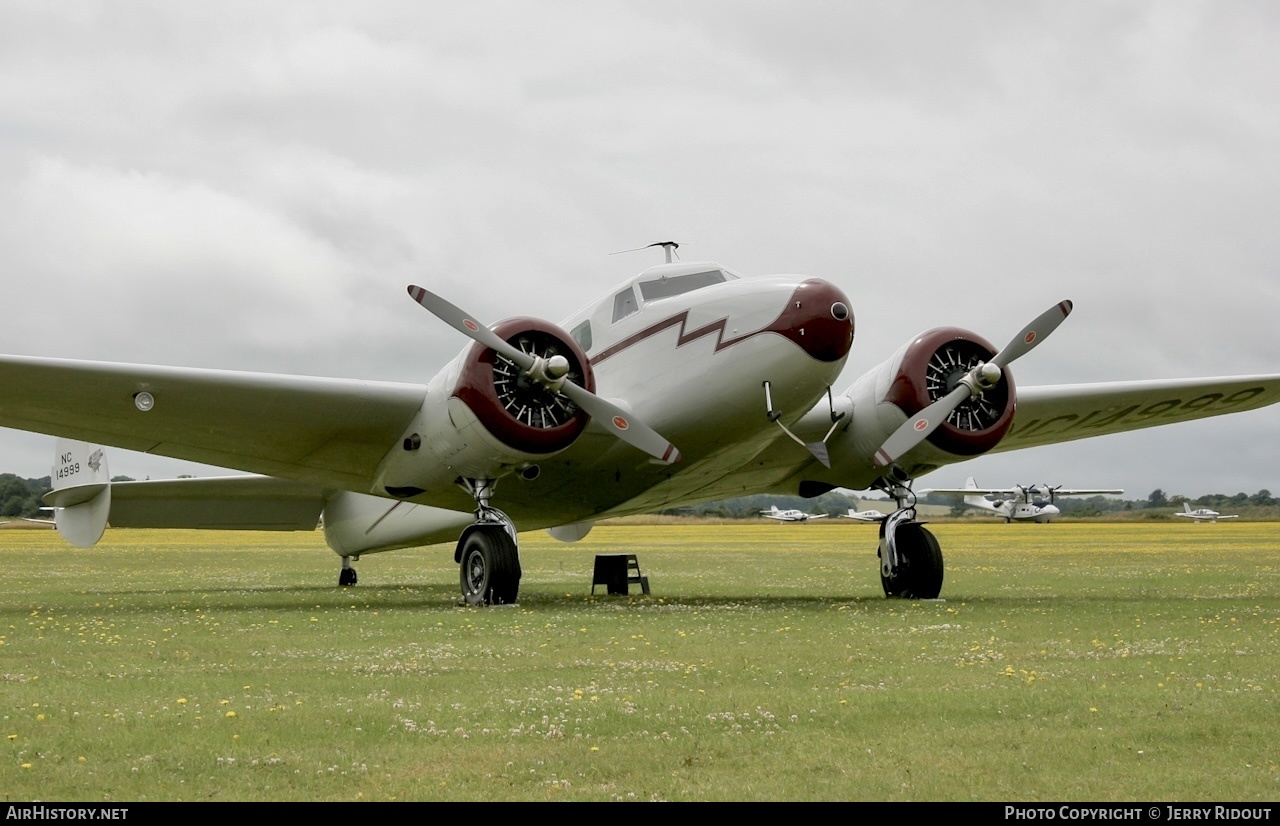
[873,300,1073,469]
[407,286,681,465]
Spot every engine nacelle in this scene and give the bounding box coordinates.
[452,317,595,455]
[375,317,595,497]
[841,326,1016,478]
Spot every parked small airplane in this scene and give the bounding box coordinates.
[1174,503,1239,523]
[760,505,828,522]
[842,507,889,522]
[921,477,1123,523]
[2,241,1279,603]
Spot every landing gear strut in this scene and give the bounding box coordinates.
[875,481,944,599]
[454,478,522,606]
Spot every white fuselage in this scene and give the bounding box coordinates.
[968,498,1060,523]
[326,263,854,555]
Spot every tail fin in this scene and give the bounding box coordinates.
[1185,503,1192,513]
[44,440,111,547]
[962,477,986,508]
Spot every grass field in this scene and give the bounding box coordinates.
[2,521,1278,802]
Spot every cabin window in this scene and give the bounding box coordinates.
[570,319,592,352]
[638,270,727,301]
[612,288,639,322]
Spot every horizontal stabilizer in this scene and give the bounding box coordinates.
[44,442,328,536]
[108,476,326,530]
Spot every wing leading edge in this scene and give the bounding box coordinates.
[998,375,1280,453]
[0,354,426,491]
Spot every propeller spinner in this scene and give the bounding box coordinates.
[874,300,1072,469]
[408,285,681,465]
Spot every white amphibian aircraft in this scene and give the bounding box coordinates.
[1174,503,1239,523]
[760,505,828,522]
[3,241,1280,603]
[921,477,1123,523]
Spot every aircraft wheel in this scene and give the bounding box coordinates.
[459,526,521,606]
[880,523,944,599]
[339,566,357,587]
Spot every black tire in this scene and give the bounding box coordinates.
[458,527,521,606]
[880,522,944,599]
[339,567,357,587]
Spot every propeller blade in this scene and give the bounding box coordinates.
[990,300,1073,369]
[873,383,969,468]
[407,285,680,465]
[407,285,537,371]
[557,383,681,464]
[873,300,1073,469]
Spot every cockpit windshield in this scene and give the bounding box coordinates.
[638,269,731,301]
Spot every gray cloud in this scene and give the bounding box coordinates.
[2,1,1277,500]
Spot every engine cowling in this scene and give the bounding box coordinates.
[376,317,595,498]
[451,317,595,456]
[881,326,1016,458]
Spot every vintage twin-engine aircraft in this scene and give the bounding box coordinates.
[4,242,1280,603]
[760,505,828,522]
[1174,503,1239,523]
[921,477,1123,523]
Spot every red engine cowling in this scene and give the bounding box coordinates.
[451,317,595,456]
[883,326,1016,457]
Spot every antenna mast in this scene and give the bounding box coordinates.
[610,240,681,263]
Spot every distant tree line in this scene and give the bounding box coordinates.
[0,473,134,519]
[659,487,1280,520]
[0,474,51,518]
[657,491,874,519]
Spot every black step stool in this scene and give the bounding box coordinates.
[592,553,650,595]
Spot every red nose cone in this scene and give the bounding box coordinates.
[766,279,854,362]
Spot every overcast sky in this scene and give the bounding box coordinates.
[2,1,1278,501]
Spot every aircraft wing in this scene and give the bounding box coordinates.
[95,475,328,530]
[0,355,425,491]
[998,375,1280,452]
[918,486,1012,496]
[1047,489,1124,496]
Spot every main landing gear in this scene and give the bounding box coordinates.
[875,482,945,599]
[454,478,522,606]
